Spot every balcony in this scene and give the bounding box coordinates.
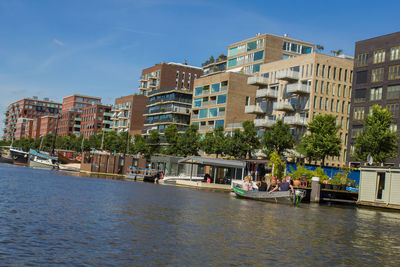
[273,101,294,112]
[254,118,275,128]
[192,114,199,120]
[247,76,268,86]
[256,88,278,99]
[245,105,265,114]
[74,118,81,121]
[287,83,310,95]
[74,124,81,128]
[103,120,112,124]
[283,116,308,127]
[103,112,113,117]
[276,70,299,82]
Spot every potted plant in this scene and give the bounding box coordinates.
[331,176,342,190]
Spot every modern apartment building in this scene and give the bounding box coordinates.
[226,33,314,75]
[201,55,227,77]
[4,97,62,141]
[191,72,258,135]
[247,52,353,166]
[348,32,400,166]
[58,95,102,137]
[143,87,192,135]
[138,62,203,96]
[111,94,148,135]
[80,104,112,138]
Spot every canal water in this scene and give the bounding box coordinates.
[1,163,400,266]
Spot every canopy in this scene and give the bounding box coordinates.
[178,156,245,169]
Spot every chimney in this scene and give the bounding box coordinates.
[184,59,188,65]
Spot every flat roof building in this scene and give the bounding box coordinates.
[81,104,112,138]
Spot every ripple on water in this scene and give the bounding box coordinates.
[1,163,400,265]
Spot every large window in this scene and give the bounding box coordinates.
[228,44,245,57]
[211,83,220,93]
[355,89,366,102]
[199,109,208,119]
[357,53,369,67]
[386,104,400,115]
[253,50,264,61]
[247,40,257,51]
[209,108,218,118]
[193,98,202,107]
[217,94,227,104]
[370,87,382,100]
[388,65,400,80]
[353,107,365,121]
[215,120,224,127]
[228,58,237,68]
[302,46,312,54]
[195,87,202,96]
[371,68,384,82]
[252,63,262,73]
[387,85,400,99]
[373,49,386,64]
[390,46,400,61]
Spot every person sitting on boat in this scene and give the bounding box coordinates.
[269,178,294,194]
[243,175,255,191]
[257,179,268,191]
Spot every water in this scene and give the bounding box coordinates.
[1,163,400,266]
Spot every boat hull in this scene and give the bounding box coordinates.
[0,154,14,164]
[29,159,57,170]
[233,187,305,205]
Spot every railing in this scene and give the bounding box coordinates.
[283,116,308,126]
[245,105,265,114]
[192,114,199,120]
[254,118,276,128]
[220,85,228,91]
[247,76,268,86]
[145,106,190,115]
[147,97,192,105]
[273,101,294,112]
[103,112,113,117]
[276,70,299,81]
[209,100,217,106]
[286,83,311,94]
[147,87,191,97]
[256,88,278,98]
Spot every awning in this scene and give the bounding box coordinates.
[178,156,246,168]
[226,66,243,73]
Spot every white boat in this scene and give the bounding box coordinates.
[125,167,158,181]
[162,174,204,184]
[29,156,58,169]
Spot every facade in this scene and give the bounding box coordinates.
[139,62,203,95]
[111,94,148,135]
[247,52,353,166]
[226,33,314,75]
[58,95,102,137]
[4,97,62,141]
[191,72,258,135]
[143,87,192,135]
[38,116,58,137]
[348,32,400,166]
[80,104,112,138]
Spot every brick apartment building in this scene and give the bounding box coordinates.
[4,97,62,141]
[81,104,112,138]
[139,62,203,96]
[348,32,400,166]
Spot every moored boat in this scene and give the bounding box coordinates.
[0,149,14,164]
[28,149,59,170]
[125,167,158,181]
[10,147,29,165]
[233,186,306,205]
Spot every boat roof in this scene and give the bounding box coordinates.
[178,156,246,168]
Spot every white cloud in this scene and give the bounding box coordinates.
[53,39,65,46]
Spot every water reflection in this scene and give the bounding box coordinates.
[1,163,400,265]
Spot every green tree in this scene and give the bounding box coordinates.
[178,124,200,156]
[225,129,247,159]
[331,49,343,56]
[268,152,285,179]
[353,105,398,164]
[316,44,324,52]
[199,126,226,158]
[164,124,180,155]
[299,114,341,166]
[263,119,295,157]
[241,120,260,158]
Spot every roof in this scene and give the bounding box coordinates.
[178,156,246,168]
[167,62,202,70]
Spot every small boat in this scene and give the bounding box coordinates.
[125,167,158,181]
[0,150,14,164]
[28,149,59,170]
[162,175,204,184]
[10,147,29,165]
[57,151,81,164]
[233,186,306,205]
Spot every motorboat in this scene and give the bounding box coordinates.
[162,174,205,184]
[125,167,158,181]
[28,149,59,170]
[233,186,306,206]
[9,147,29,165]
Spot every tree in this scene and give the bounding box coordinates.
[199,126,226,158]
[353,105,398,164]
[164,124,180,155]
[299,114,342,166]
[144,130,161,159]
[241,120,260,158]
[331,49,343,56]
[225,129,247,159]
[263,119,295,157]
[316,45,324,52]
[178,124,200,156]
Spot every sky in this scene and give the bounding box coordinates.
[1,0,400,136]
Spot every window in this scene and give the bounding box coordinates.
[388,65,400,80]
[386,104,400,115]
[357,53,369,67]
[331,99,334,112]
[252,63,262,73]
[316,64,320,77]
[209,108,218,118]
[326,82,330,94]
[336,100,340,112]
[343,85,347,98]
[373,49,386,64]
[387,85,400,99]
[314,80,319,93]
[390,46,400,61]
[193,98,202,107]
[320,81,324,94]
[353,107,365,120]
[325,98,329,111]
[195,87,202,96]
[228,44,245,57]
[337,84,341,97]
[211,83,220,93]
[199,109,208,119]
[228,58,237,68]
[371,68,384,82]
[342,101,345,114]
[302,46,312,54]
[217,94,227,104]
[319,97,323,110]
[356,71,368,84]
[370,87,382,100]
[215,120,224,127]
[327,66,331,79]
[253,50,264,61]
[313,96,317,109]
[355,88,366,102]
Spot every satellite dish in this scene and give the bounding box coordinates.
[367,154,373,165]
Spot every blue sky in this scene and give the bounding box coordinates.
[1,0,400,135]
